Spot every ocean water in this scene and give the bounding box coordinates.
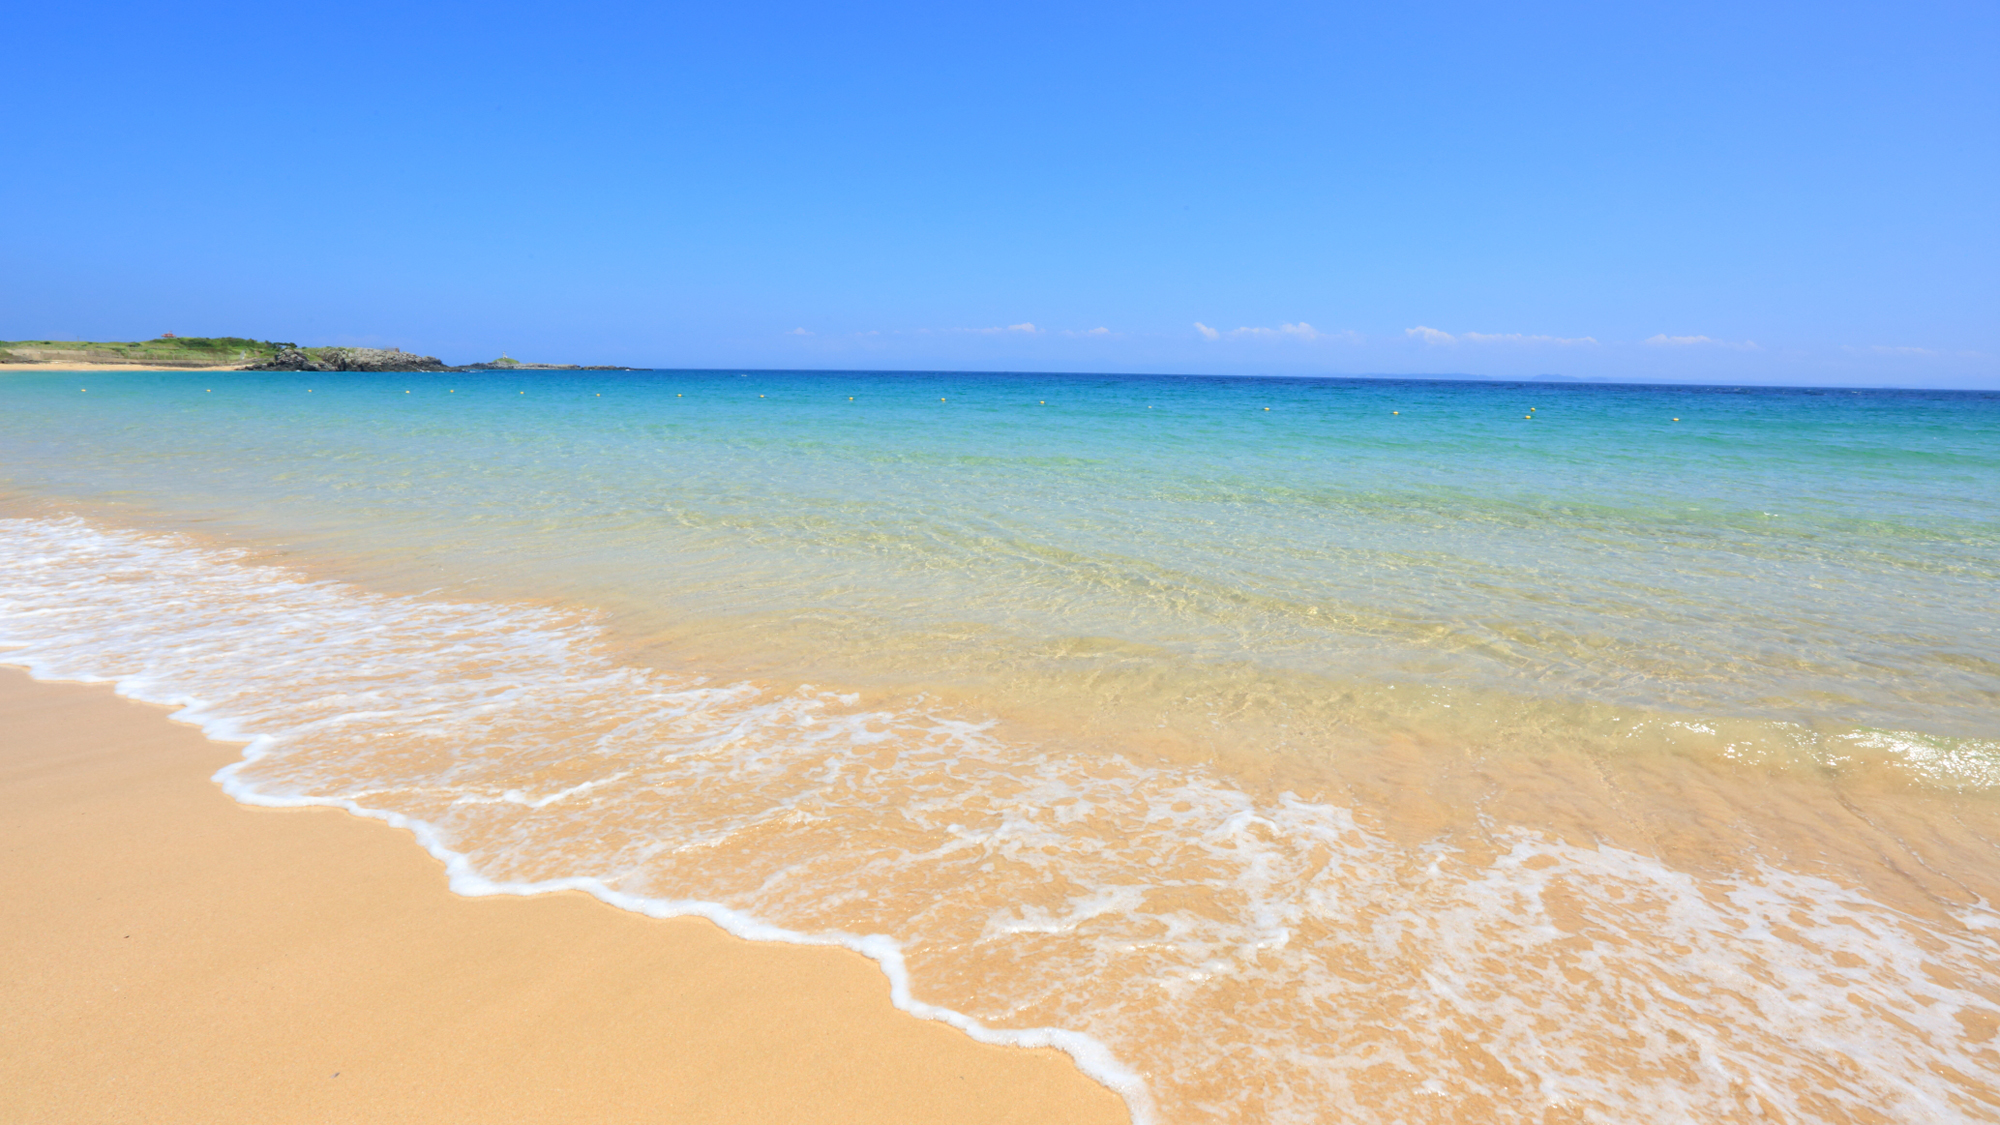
[3,368,1998,1122]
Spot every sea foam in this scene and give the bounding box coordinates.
[5,515,1998,1123]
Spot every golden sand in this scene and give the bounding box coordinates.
[0,667,1128,1125]
[2,362,251,371]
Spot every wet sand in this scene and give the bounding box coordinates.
[0,666,1128,1125]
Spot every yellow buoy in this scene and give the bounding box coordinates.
[1393,410,1399,414]
[1673,417,1680,421]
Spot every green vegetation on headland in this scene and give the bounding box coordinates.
[0,337,631,372]
[0,336,289,367]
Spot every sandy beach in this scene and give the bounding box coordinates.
[1,361,250,372]
[0,666,1128,1125]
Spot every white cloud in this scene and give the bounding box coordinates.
[1842,343,1991,360]
[902,323,1043,336]
[1198,321,1350,342]
[1463,331,1597,346]
[1237,322,1322,340]
[1063,327,1113,337]
[851,322,1058,338]
[1408,326,1595,346]
[1643,334,1761,350]
[785,327,813,336]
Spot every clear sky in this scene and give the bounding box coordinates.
[4,0,1994,386]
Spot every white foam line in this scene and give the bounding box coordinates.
[0,647,1155,1125]
[23,514,2000,1122]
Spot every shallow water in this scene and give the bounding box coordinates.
[3,369,1998,1121]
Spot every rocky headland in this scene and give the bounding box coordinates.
[248,348,634,373]
[249,346,448,372]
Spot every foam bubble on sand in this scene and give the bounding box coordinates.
[5,515,1998,1123]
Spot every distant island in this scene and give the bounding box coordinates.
[0,336,632,372]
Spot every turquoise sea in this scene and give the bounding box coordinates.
[4,368,1998,1122]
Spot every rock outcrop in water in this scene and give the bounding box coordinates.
[460,360,634,371]
[249,347,450,372]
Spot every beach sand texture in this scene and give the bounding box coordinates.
[2,361,251,371]
[0,667,1126,1125]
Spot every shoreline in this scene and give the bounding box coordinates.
[1,360,252,371]
[5,378,1995,1120]
[0,666,1129,1124]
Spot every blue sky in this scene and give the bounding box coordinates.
[4,0,1994,386]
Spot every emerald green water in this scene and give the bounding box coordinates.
[6,370,1995,746]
